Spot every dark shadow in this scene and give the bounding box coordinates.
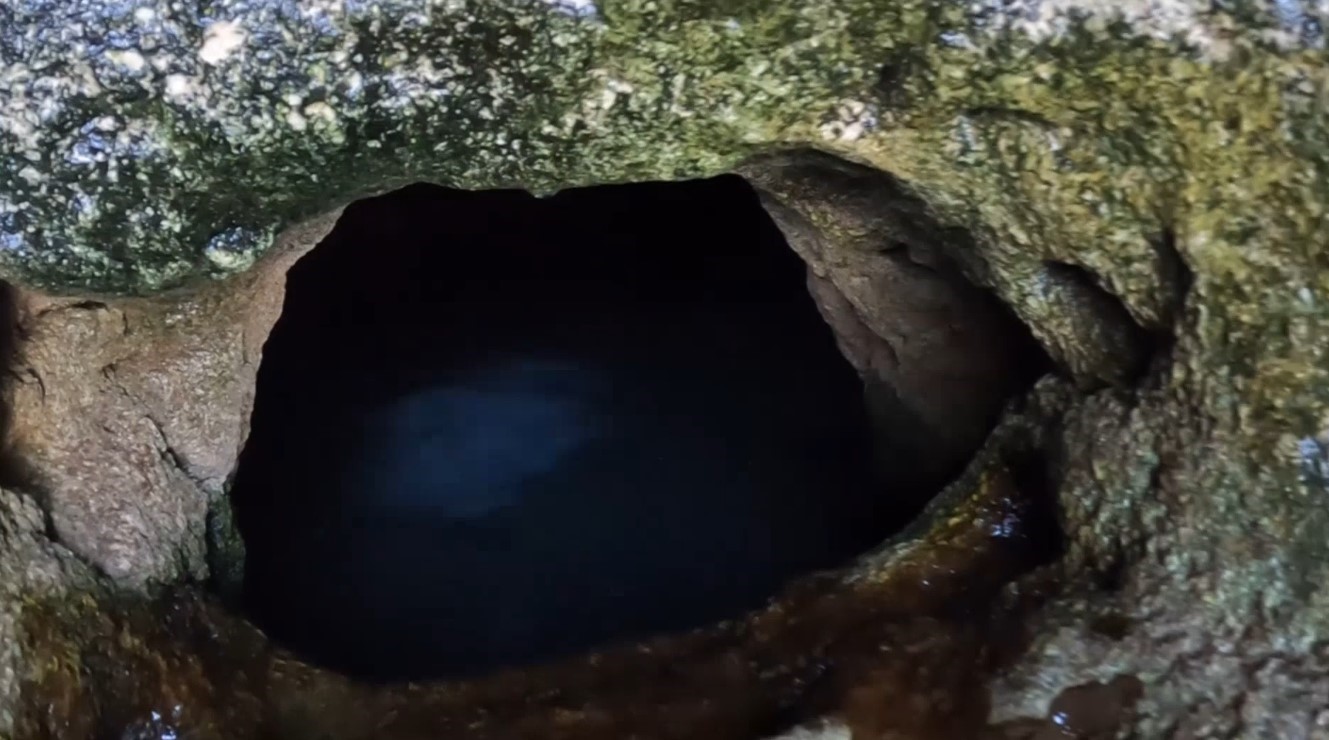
[0,282,45,505]
[230,176,908,682]
[0,281,21,457]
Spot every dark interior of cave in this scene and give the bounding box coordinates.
[229,176,927,682]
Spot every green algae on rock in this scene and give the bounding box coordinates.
[3,0,1329,737]
[2,0,1316,297]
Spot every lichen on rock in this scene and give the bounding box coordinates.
[1,0,1329,737]
[0,0,867,294]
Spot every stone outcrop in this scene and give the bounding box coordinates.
[3,212,340,589]
[1,0,1328,737]
[742,154,1047,495]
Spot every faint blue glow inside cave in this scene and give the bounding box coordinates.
[228,176,904,682]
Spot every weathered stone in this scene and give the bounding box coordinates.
[6,434,1054,740]
[3,210,340,587]
[0,0,1327,738]
[743,152,1047,494]
[0,487,98,735]
[0,0,882,295]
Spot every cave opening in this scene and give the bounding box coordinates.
[229,176,968,683]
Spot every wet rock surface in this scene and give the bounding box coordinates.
[0,0,1328,738]
[992,675,1146,740]
[8,436,1058,740]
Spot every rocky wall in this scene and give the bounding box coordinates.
[0,0,1327,737]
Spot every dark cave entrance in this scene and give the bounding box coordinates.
[229,177,933,682]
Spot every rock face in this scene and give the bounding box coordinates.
[3,213,340,589]
[1,0,1328,738]
[741,154,1047,494]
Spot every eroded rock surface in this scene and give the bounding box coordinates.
[0,0,1328,738]
[2,212,340,588]
[742,154,1047,494]
[6,431,1057,739]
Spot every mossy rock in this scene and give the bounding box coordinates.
[3,0,1329,736]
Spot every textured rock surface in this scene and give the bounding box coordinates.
[0,487,98,735]
[0,0,1313,298]
[0,0,880,294]
[0,0,1327,738]
[3,212,339,588]
[5,430,1056,739]
[742,153,1046,493]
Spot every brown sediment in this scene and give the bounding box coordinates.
[13,457,1055,740]
[988,675,1146,740]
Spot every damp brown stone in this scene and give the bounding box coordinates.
[0,165,1059,738]
[741,153,1048,496]
[9,441,1056,740]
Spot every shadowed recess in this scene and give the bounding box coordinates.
[0,281,42,497]
[229,176,908,682]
